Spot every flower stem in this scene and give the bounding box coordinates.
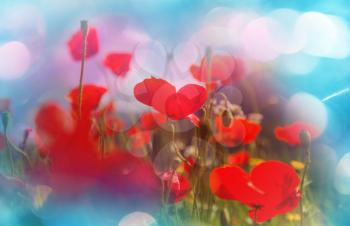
[1,112,14,175]
[253,207,258,226]
[78,20,88,119]
[299,130,312,226]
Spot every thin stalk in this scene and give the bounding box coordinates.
[253,207,258,226]
[299,130,312,226]
[4,132,15,176]
[77,20,88,119]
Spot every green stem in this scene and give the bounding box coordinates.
[299,131,312,226]
[4,132,15,176]
[253,207,258,226]
[78,20,88,119]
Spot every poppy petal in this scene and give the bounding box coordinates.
[134,77,175,108]
[238,118,261,144]
[168,173,191,203]
[213,117,246,147]
[67,27,99,60]
[103,53,132,77]
[274,122,320,146]
[68,84,107,116]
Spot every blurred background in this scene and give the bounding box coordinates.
[1,0,350,225]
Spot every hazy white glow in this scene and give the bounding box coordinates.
[335,153,350,195]
[172,41,200,74]
[0,41,31,80]
[295,12,350,58]
[286,92,328,134]
[267,9,304,54]
[242,17,279,62]
[279,53,319,75]
[134,41,167,76]
[118,211,156,226]
[204,7,235,27]
[194,26,233,47]
[228,12,258,47]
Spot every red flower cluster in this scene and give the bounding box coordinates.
[275,122,320,146]
[68,26,133,77]
[126,112,167,150]
[34,85,161,201]
[214,116,261,147]
[210,161,300,222]
[134,77,207,120]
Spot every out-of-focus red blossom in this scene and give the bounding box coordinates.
[94,102,115,118]
[190,54,245,89]
[183,157,195,173]
[138,112,167,131]
[103,53,132,77]
[134,77,207,120]
[274,122,320,146]
[97,151,161,198]
[214,116,261,147]
[67,84,107,118]
[227,151,250,166]
[240,118,262,144]
[0,133,6,150]
[34,84,162,204]
[104,117,124,135]
[0,98,10,112]
[127,127,152,149]
[93,102,124,136]
[124,112,167,151]
[163,172,191,203]
[67,27,99,60]
[35,102,101,195]
[210,161,300,222]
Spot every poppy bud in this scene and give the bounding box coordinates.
[299,130,311,147]
[1,111,10,132]
[221,110,232,127]
[80,20,88,37]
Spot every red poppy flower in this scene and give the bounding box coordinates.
[67,84,107,117]
[227,151,250,166]
[34,85,162,211]
[35,102,101,195]
[67,27,99,60]
[163,172,191,203]
[35,85,109,195]
[103,53,132,77]
[274,122,320,146]
[134,77,207,120]
[190,54,245,88]
[210,161,300,222]
[214,116,261,147]
[239,118,262,144]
